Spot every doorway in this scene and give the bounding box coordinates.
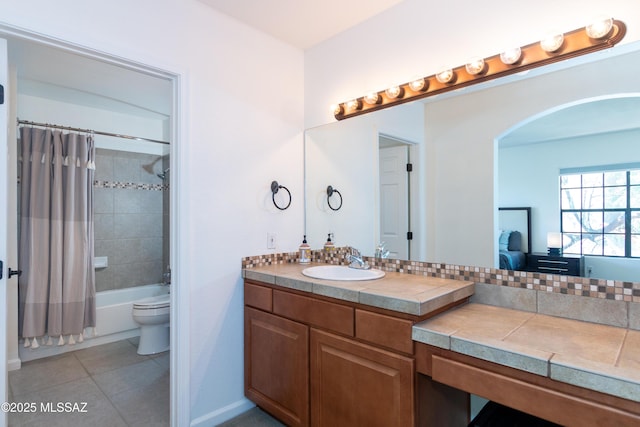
[0,25,182,426]
[378,134,417,260]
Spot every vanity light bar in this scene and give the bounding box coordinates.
[333,19,626,121]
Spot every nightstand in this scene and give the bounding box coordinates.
[527,253,584,276]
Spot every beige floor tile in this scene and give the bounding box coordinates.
[8,339,170,427]
[8,377,127,427]
[74,340,150,375]
[92,359,168,399]
[217,407,284,427]
[109,379,170,427]
[150,352,170,370]
[9,353,88,397]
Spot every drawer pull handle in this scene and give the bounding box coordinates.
[538,266,569,272]
[538,260,569,265]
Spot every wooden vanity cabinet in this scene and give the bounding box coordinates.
[244,280,421,427]
[311,328,414,427]
[244,306,309,427]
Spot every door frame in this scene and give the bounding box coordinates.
[0,37,9,427]
[0,23,188,427]
[377,133,421,261]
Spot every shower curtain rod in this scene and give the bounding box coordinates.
[17,118,170,145]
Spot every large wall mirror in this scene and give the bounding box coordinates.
[304,41,640,283]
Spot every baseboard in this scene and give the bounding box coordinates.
[7,358,21,371]
[190,398,255,427]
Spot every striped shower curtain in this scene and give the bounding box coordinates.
[18,127,96,348]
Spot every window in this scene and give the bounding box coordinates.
[560,166,640,257]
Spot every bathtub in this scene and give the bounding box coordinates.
[19,284,170,363]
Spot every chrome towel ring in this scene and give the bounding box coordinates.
[326,185,343,211]
[271,181,292,210]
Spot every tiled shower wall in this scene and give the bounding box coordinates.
[94,149,169,292]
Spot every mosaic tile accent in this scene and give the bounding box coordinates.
[242,247,640,304]
[93,180,167,191]
[18,178,168,192]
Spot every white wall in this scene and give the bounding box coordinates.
[18,94,167,155]
[1,1,304,425]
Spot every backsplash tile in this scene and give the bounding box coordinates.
[537,292,628,328]
[243,249,640,332]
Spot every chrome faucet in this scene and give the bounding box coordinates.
[375,242,390,259]
[345,247,370,270]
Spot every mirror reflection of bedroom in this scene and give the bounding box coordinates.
[497,95,640,282]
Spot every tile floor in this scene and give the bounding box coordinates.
[217,407,284,427]
[7,338,169,427]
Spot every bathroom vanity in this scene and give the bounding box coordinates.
[243,262,473,426]
[242,261,640,426]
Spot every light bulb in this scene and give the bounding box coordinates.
[586,16,613,39]
[331,104,343,115]
[385,85,403,99]
[408,77,427,92]
[364,92,381,105]
[465,57,485,75]
[345,99,361,112]
[540,32,564,53]
[500,47,522,65]
[435,68,454,84]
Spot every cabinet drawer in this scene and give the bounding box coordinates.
[244,282,273,312]
[528,254,582,276]
[273,289,354,336]
[355,309,413,355]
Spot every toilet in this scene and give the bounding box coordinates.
[132,293,170,355]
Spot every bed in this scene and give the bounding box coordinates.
[498,207,532,271]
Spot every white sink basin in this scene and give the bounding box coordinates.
[301,265,385,281]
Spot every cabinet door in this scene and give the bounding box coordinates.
[245,307,309,427]
[310,328,414,427]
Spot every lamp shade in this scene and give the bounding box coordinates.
[547,232,562,248]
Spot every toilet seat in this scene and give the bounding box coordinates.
[133,294,170,310]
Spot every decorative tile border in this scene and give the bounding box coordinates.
[18,178,168,191]
[242,247,640,303]
[93,180,167,191]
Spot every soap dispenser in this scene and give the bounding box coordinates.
[323,233,335,252]
[299,235,311,264]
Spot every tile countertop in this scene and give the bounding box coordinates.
[413,303,640,403]
[242,263,474,316]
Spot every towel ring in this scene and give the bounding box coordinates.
[326,185,343,211]
[271,181,292,210]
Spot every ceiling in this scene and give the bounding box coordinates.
[7,36,173,120]
[500,95,640,147]
[199,0,404,49]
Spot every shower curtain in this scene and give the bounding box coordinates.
[18,127,96,348]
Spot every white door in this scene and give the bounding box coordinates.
[0,37,10,427]
[379,145,409,259]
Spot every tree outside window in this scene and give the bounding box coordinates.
[560,168,640,257]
